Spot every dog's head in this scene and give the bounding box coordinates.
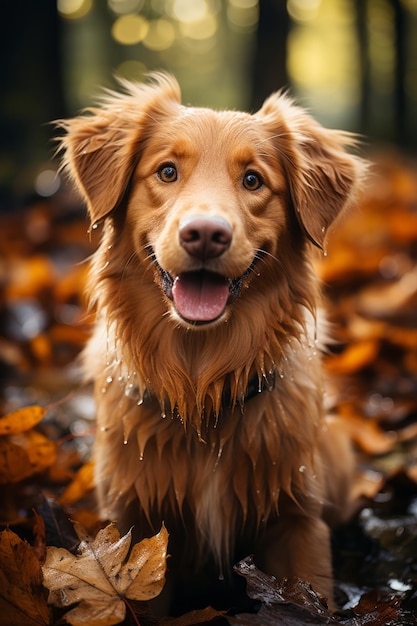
[59,74,364,327]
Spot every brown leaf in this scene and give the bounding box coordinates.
[325,339,379,375]
[33,510,47,564]
[231,556,336,625]
[59,460,95,506]
[0,405,47,436]
[5,255,55,299]
[162,606,226,625]
[352,589,401,625]
[337,409,396,456]
[351,469,385,502]
[42,522,168,626]
[0,431,57,484]
[0,528,50,626]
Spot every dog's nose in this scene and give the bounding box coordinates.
[179,216,232,260]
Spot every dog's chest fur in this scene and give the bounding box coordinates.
[87,314,324,567]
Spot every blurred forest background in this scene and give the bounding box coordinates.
[1,0,417,208]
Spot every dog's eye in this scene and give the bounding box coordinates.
[158,164,178,183]
[243,171,263,191]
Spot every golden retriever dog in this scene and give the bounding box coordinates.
[59,74,364,610]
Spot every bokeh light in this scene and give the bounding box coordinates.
[111,14,149,45]
[179,13,218,40]
[287,0,321,23]
[171,0,209,23]
[34,170,61,198]
[142,18,176,50]
[57,0,92,19]
[108,0,145,15]
[227,0,259,32]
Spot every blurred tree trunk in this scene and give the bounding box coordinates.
[392,0,406,145]
[354,0,371,136]
[355,0,408,146]
[250,0,290,111]
[0,1,66,207]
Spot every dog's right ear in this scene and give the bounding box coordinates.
[57,74,181,225]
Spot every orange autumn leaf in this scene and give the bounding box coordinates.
[325,339,379,375]
[0,431,57,484]
[0,405,47,436]
[43,522,168,626]
[0,528,50,626]
[59,460,95,506]
[351,469,385,502]
[5,255,55,299]
[340,412,396,456]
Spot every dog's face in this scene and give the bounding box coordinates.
[60,74,363,329]
[127,109,289,325]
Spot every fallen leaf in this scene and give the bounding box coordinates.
[352,588,401,625]
[230,556,336,625]
[0,528,50,626]
[351,469,385,502]
[59,460,95,506]
[5,255,55,299]
[337,409,396,455]
[162,605,226,625]
[0,405,47,436]
[325,339,379,375]
[0,431,57,483]
[43,522,168,626]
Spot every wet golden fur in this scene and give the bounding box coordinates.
[59,74,364,605]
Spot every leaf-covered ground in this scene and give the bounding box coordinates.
[1,152,417,624]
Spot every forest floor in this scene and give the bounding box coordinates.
[1,150,417,625]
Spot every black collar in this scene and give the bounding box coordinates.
[221,369,276,409]
[127,369,275,416]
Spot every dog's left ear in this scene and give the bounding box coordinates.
[56,74,181,225]
[256,93,366,249]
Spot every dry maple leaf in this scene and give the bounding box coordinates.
[0,528,50,626]
[42,522,168,626]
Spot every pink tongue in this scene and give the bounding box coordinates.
[172,271,229,322]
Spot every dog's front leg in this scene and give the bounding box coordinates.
[255,494,334,605]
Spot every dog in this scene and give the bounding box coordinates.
[59,74,364,610]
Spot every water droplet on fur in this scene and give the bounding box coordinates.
[139,452,144,460]
[92,222,98,230]
[106,376,113,384]
[123,439,128,445]
[299,465,306,473]
[218,572,224,581]
[101,387,107,394]
[137,398,143,406]
[161,412,166,419]
[100,426,108,432]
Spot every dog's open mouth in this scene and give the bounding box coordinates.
[156,261,252,324]
[172,271,229,322]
